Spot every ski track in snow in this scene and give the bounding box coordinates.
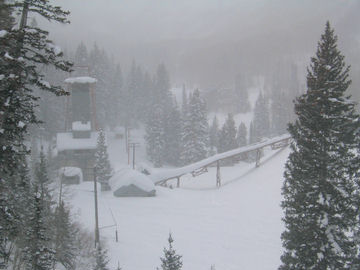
[68,142,289,270]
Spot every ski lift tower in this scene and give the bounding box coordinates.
[56,69,98,182]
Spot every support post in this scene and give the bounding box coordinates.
[127,142,130,165]
[93,168,100,247]
[255,149,261,168]
[216,160,221,187]
[176,177,180,188]
[132,143,136,169]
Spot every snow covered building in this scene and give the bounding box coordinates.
[109,169,156,197]
[56,76,98,182]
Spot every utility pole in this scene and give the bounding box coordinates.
[128,142,140,169]
[19,0,30,30]
[93,168,100,247]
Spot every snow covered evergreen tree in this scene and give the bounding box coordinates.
[95,129,112,191]
[252,92,270,142]
[22,150,56,270]
[249,121,256,144]
[93,246,109,270]
[124,61,144,126]
[52,200,77,270]
[218,113,238,153]
[209,115,219,153]
[181,84,188,115]
[0,0,71,179]
[180,89,209,165]
[0,0,14,30]
[236,122,247,147]
[109,64,123,129]
[154,63,172,113]
[271,90,292,136]
[74,42,89,67]
[280,22,360,270]
[0,1,71,267]
[164,101,182,166]
[159,234,183,270]
[145,106,165,167]
[89,44,112,128]
[22,190,55,270]
[141,71,155,122]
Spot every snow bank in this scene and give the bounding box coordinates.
[72,121,91,131]
[109,168,156,197]
[57,132,98,151]
[64,76,97,84]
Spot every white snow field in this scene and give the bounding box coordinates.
[68,145,289,270]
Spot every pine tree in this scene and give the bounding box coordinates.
[218,113,238,153]
[271,90,292,136]
[209,115,219,153]
[181,84,188,114]
[22,190,55,270]
[34,148,51,197]
[180,89,209,165]
[249,121,256,144]
[23,151,56,270]
[124,60,143,126]
[154,63,172,113]
[0,0,15,30]
[164,101,182,166]
[0,0,71,180]
[0,1,71,267]
[109,64,123,129]
[236,122,247,147]
[141,71,155,123]
[145,106,165,167]
[53,201,77,270]
[280,22,360,270]
[93,246,109,270]
[252,92,270,142]
[95,129,112,191]
[159,234,182,270]
[89,43,112,128]
[74,42,89,67]
[0,156,32,267]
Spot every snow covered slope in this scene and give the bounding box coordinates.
[68,147,289,270]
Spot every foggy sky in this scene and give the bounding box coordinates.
[44,0,360,88]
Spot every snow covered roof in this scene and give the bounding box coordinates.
[64,76,97,84]
[56,132,98,151]
[59,167,83,181]
[72,121,91,131]
[109,168,156,193]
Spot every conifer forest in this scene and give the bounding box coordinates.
[1,1,360,270]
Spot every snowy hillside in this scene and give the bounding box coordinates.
[67,146,289,270]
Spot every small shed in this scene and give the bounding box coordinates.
[59,167,83,185]
[109,168,156,197]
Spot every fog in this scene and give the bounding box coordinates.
[45,0,360,90]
